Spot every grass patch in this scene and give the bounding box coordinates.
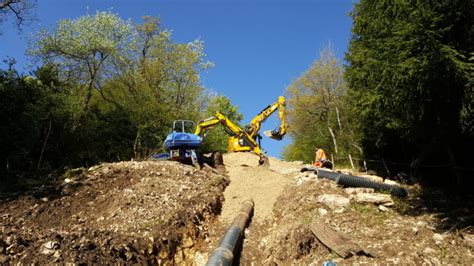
[302,215,312,225]
[392,197,411,214]
[60,167,87,181]
[352,203,374,214]
[351,203,390,220]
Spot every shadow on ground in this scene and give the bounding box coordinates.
[393,186,474,234]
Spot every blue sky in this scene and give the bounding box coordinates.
[0,0,354,159]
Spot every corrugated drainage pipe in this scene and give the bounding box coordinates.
[206,199,254,266]
[317,168,408,197]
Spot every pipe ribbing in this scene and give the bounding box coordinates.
[206,199,254,266]
[316,168,408,197]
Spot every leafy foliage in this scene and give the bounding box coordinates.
[29,11,135,113]
[345,0,473,182]
[1,12,240,174]
[282,46,357,163]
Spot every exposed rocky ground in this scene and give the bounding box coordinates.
[1,153,473,264]
[0,161,228,264]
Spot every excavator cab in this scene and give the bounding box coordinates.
[172,120,196,134]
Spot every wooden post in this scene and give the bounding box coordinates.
[363,160,367,173]
[349,154,355,170]
[331,154,335,169]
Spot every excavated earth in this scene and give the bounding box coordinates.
[0,161,229,264]
[1,153,474,264]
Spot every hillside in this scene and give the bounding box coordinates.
[1,154,473,264]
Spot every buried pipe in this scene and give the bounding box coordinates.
[301,167,407,197]
[316,168,408,197]
[206,199,254,266]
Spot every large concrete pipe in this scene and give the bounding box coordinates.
[206,199,254,266]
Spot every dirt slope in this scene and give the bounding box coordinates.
[0,160,228,264]
[2,154,473,265]
[209,153,474,265]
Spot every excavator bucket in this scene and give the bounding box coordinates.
[258,155,270,167]
[263,130,284,140]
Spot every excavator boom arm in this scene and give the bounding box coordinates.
[248,96,288,140]
[195,112,263,156]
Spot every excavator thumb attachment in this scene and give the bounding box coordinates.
[263,130,284,140]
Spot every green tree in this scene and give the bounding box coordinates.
[29,11,134,114]
[282,46,356,163]
[345,0,473,182]
[0,62,76,171]
[98,17,214,158]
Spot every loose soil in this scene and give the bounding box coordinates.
[1,153,473,264]
[0,161,228,264]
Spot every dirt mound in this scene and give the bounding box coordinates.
[0,160,228,264]
[2,153,473,264]
[240,171,474,265]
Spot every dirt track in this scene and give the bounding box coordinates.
[219,153,301,222]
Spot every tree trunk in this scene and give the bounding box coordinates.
[83,79,95,114]
[335,106,342,130]
[37,115,52,171]
[328,126,338,154]
[446,145,462,186]
[134,130,141,159]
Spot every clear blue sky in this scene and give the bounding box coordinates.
[0,0,354,159]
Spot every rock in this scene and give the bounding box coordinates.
[378,205,389,212]
[344,188,374,195]
[354,193,394,206]
[317,194,350,209]
[423,247,436,255]
[5,236,14,245]
[41,248,54,255]
[182,235,194,248]
[416,221,427,227]
[318,208,328,216]
[462,234,474,248]
[45,241,60,249]
[433,233,445,242]
[41,197,49,202]
[383,179,398,185]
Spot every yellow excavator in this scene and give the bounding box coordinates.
[195,96,288,165]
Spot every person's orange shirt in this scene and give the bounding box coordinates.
[315,148,327,162]
[313,149,327,166]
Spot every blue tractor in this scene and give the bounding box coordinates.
[151,120,223,168]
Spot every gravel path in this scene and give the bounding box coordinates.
[219,153,301,223]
